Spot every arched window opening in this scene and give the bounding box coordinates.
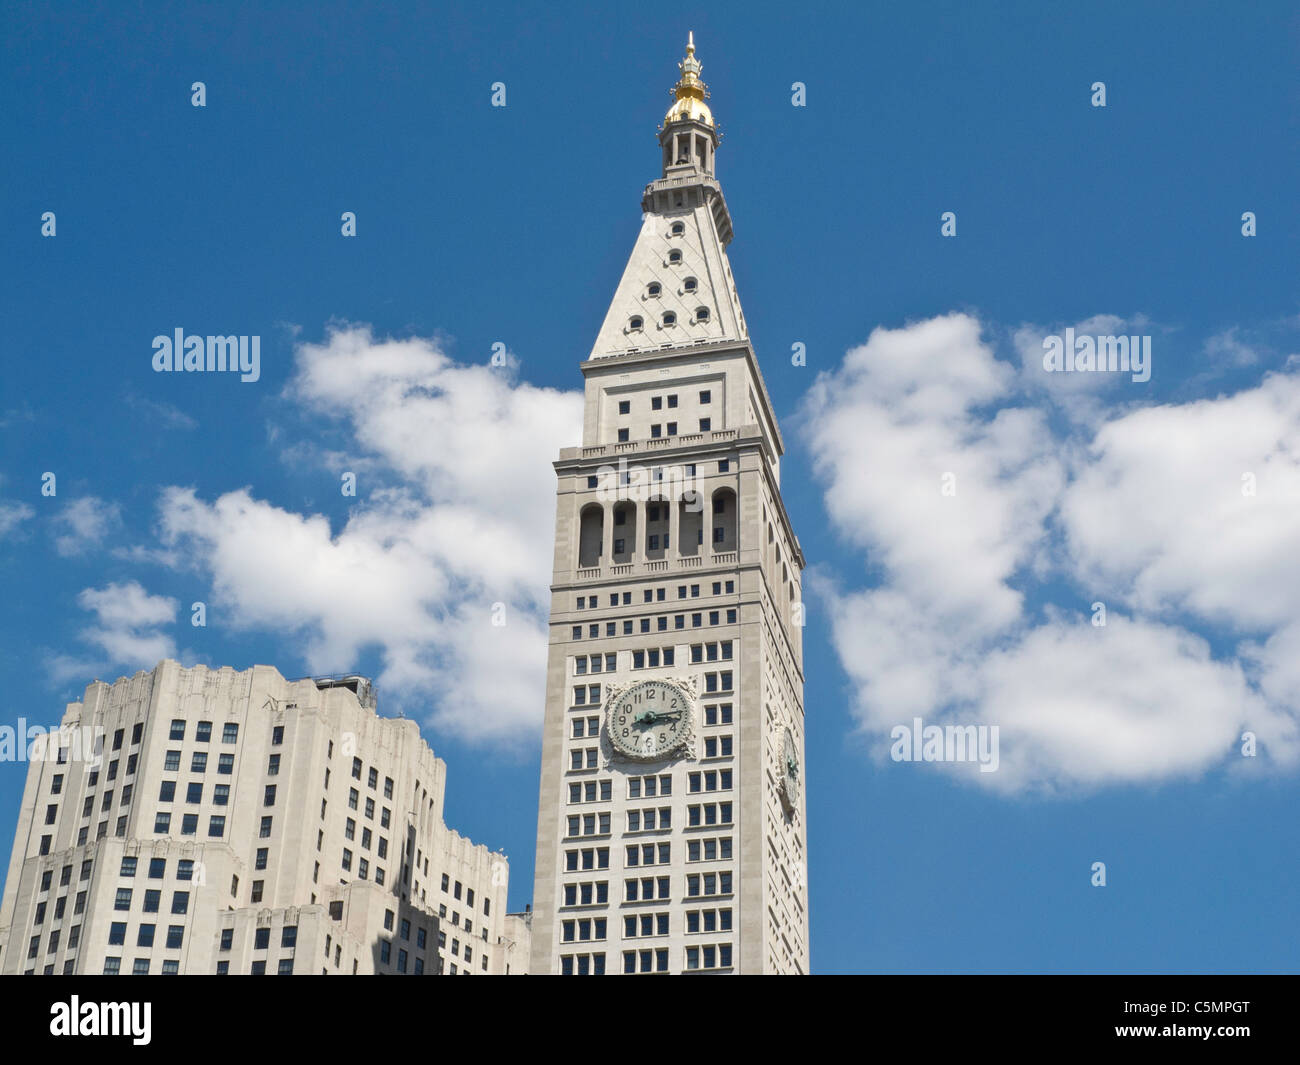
[711,488,738,553]
[577,504,604,568]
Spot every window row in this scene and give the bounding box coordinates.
[339,850,385,885]
[571,611,736,640]
[571,716,601,739]
[561,917,608,943]
[26,924,80,958]
[571,684,602,705]
[113,888,189,914]
[168,719,241,744]
[703,703,733,726]
[158,780,259,804]
[616,416,715,441]
[569,746,599,770]
[107,922,187,949]
[686,908,733,934]
[687,837,733,862]
[564,846,611,872]
[568,780,613,804]
[626,807,672,832]
[624,948,671,973]
[626,308,710,331]
[105,957,185,975]
[686,871,733,897]
[119,856,196,880]
[343,788,392,826]
[624,876,672,901]
[690,641,734,663]
[573,652,618,673]
[702,735,733,758]
[625,842,671,867]
[688,769,733,793]
[686,943,733,970]
[152,811,228,837]
[624,912,670,938]
[348,758,395,798]
[437,875,480,909]
[36,862,87,893]
[562,881,610,907]
[581,462,728,491]
[567,813,612,837]
[627,774,672,799]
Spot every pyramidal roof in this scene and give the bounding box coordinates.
[588,35,748,361]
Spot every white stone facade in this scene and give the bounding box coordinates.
[529,37,810,975]
[0,660,518,975]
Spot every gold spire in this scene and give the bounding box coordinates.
[664,30,713,127]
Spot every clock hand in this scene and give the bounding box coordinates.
[634,710,683,725]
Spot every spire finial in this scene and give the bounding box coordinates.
[664,30,713,127]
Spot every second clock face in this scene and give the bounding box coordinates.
[781,727,800,811]
[607,680,692,761]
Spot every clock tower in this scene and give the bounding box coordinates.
[529,34,809,975]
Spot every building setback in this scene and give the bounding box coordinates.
[0,660,529,974]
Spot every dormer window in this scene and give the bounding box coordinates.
[671,222,685,236]
[629,316,644,331]
[695,307,710,322]
[668,250,682,264]
[683,277,697,293]
[647,282,662,298]
[662,312,677,327]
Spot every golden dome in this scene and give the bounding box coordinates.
[664,31,713,127]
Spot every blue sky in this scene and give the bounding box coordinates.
[2,1,1298,972]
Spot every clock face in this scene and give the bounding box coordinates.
[607,680,692,761]
[781,727,800,811]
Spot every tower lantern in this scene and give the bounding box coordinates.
[660,32,718,178]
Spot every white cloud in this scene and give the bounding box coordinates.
[804,313,1300,793]
[124,393,198,430]
[0,500,35,538]
[1011,312,1155,425]
[46,580,179,684]
[156,325,582,744]
[1204,327,1259,367]
[54,496,122,557]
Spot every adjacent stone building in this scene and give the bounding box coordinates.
[0,660,519,975]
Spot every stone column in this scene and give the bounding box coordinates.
[631,499,645,564]
[668,490,681,558]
